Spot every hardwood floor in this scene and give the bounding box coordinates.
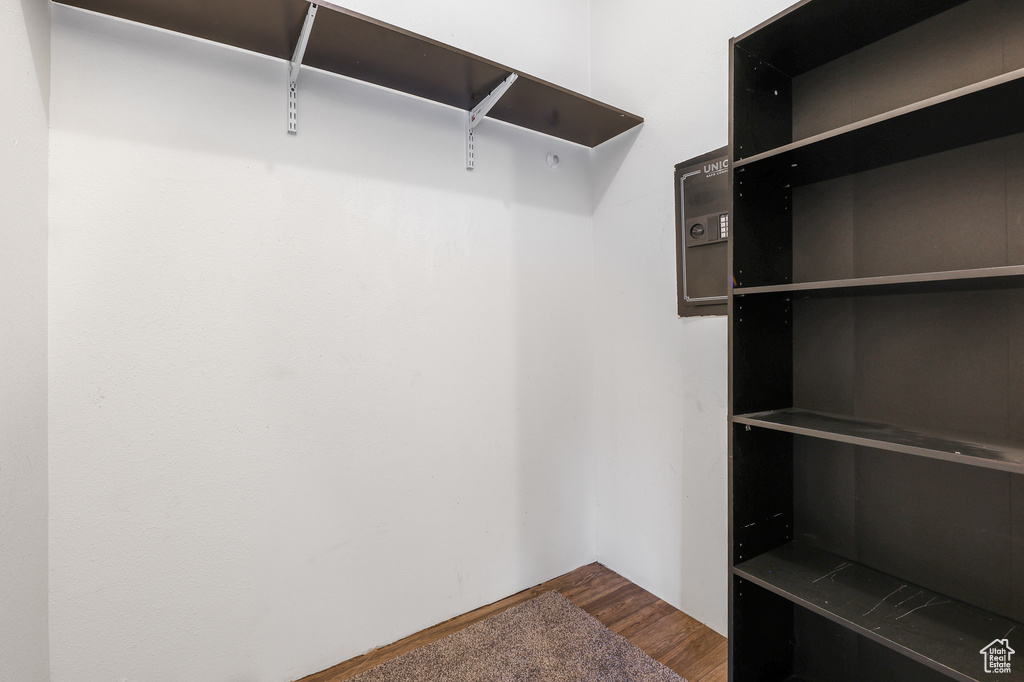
[299,563,728,682]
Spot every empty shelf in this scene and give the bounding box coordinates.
[733,265,1024,297]
[734,543,1022,682]
[733,408,1024,474]
[733,67,1024,185]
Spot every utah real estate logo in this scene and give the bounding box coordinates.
[980,638,1015,674]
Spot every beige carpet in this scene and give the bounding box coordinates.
[347,591,687,681]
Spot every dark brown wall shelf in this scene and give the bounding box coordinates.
[730,1,1024,680]
[734,543,1022,682]
[56,0,642,148]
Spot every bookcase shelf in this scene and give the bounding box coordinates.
[734,408,1024,474]
[734,543,1022,682]
[729,1,1024,680]
[733,67,1024,186]
[733,265,1024,298]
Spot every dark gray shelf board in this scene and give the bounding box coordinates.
[734,0,968,76]
[733,67,1024,184]
[733,265,1024,298]
[733,408,1024,474]
[734,543,1023,682]
[56,0,642,148]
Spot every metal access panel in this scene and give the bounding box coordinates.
[675,147,730,317]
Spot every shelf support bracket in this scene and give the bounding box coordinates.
[288,3,319,135]
[466,72,519,170]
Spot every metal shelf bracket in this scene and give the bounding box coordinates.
[288,3,319,135]
[466,72,519,169]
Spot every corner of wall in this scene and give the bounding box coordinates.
[587,0,797,638]
[1,0,51,679]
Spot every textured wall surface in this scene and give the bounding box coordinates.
[48,4,597,680]
[0,0,49,679]
[589,0,795,636]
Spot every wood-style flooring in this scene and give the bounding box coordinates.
[299,562,728,682]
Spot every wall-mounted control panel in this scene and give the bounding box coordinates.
[675,147,729,317]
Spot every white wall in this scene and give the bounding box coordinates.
[0,0,50,679]
[589,0,794,635]
[339,0,590,95]
[43,0,818,678]
[48,4,596,681]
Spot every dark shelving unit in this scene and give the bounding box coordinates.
[56,0,642,148]
[729,1,1024,681]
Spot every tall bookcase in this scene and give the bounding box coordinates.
[728,1,1024,681]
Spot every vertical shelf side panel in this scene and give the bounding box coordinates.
[792,436,858,558]
[731,293,792,415]
[733,169,793,291]
[732,46,792,161]
[732,425,793,564]
[730,35,796,682]
[1014,475,1024,624]
[732,577,794,682]
[1009,289,1024,621]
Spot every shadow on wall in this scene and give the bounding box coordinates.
[20,0,50,111]
[53,4,599,218]
[511,197,598,588]
[591,124,642,211]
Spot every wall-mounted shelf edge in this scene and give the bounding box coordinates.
[55,0,643,152]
